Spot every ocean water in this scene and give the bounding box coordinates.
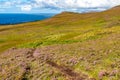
[0,13,55,25]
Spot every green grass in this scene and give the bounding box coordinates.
[0,6,120,80]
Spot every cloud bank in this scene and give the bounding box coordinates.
[21,5,32,11]
[0,0,120,12]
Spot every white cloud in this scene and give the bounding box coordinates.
[21,5,32,11]
[0,1,12,8]
[31,0,120,12]
[1,0,120,12]
[36,0,120,8]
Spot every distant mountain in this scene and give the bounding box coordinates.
[40,5,120,27]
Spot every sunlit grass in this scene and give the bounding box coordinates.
[0,9,120,80]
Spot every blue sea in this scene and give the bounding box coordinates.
[0,13,55,25]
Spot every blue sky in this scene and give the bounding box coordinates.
[0,0,120,13]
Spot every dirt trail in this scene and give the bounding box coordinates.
[46,61,88,80]
[27,48,91,80]
[32,48,90,80]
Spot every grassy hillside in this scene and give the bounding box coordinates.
[0,6,120,80]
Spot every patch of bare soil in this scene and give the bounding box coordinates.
[46,61,88,80]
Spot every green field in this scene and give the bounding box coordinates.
[0,6,120,80]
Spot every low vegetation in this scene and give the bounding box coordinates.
[0,6,120,80]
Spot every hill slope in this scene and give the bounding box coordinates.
[0,6,120,80]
